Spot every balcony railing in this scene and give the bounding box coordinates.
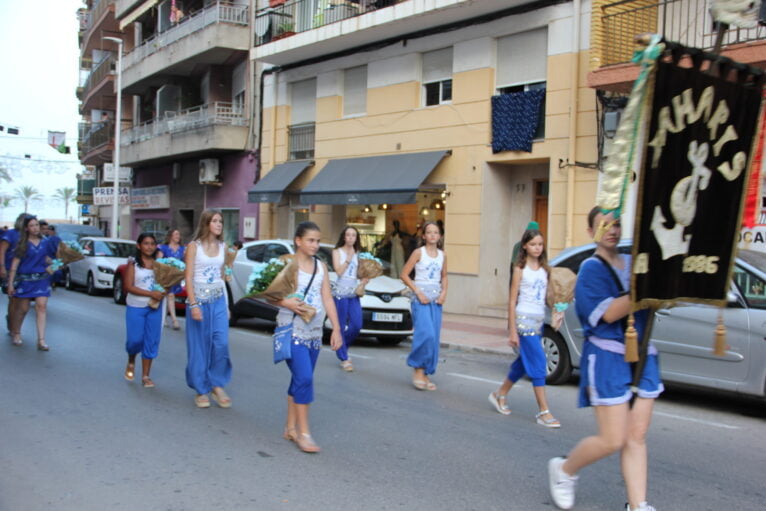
[255,0,400,46]
[79,120,131,155]
[600,0,766,66]
[288,122,315,160]
[121,102,246,145]
[123,1,249,69]
[82,55,115,99]
[85,0,111,33]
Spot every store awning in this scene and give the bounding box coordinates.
[248,161,313,203]
[299,151,449,205]
[119,0,159,30]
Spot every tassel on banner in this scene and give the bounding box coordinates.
[713,309,727,357]
[624,313,639,362]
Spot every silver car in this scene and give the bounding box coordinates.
[543,242,766,399]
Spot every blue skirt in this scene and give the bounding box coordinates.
[14,274,52,298]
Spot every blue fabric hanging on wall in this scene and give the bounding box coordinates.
[491,89,545,153]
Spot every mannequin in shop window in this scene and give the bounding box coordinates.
[387,220,407,280]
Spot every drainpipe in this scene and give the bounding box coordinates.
[269,68,280,238]
[565,0,581,248]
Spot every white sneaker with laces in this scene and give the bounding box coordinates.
[626,502,656,511]
[548,456,577,510]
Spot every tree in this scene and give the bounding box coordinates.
[14,185,42,213]
[53,187,77,220]
[0,164,11,184]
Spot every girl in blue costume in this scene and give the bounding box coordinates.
[7,216,61,350]
[123,233,166,388]
[548,208,662,511]
[0,214,33,332]
[400,221,448,391]
[488,228,560,427]
[331,226,368,372]
[158,228,185,330]
[276,221,342,453]
[184,210,232,409]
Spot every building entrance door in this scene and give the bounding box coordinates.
[534,179,549,242]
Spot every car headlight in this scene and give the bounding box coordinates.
[97,266,115,274]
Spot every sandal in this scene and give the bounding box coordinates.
[283,427,298,443]
[536,409,561,428]
[413,379,427,391]
[488,391,511,415]
[124,363,135,381]
[172,319,180,331]
[296,433,321,453]
[11,334,22,346]
[340,360,354,372]
[194,394,210,408]
[37,339,49,351]
[141,376,155,388]
[425,381,437,391]
[211,387,232,408]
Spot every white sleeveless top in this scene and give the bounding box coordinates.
[126,260,156,308]
[333,249,358,298]
[192,240,225,303]
[277,259,326,348]
[516,265,547,317]
[413,246,443,302]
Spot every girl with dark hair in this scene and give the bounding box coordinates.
[158,228,185,330]
[331,226,367,372]
[7,216,61,349]
[123,233,166,387]
[184,209,232,409]
[276,221,342,453]
[489,229,560,428]
[399,221,448,391]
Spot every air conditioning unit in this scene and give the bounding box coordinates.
[199,158,221,185]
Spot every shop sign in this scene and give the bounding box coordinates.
[739,226,766,253]
[80,204,98,216]
[93,186,131,205]
[131,185,170,210]
[103,163,132,183]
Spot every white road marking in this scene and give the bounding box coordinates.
[653,411,739,430]
[446,372,525,387]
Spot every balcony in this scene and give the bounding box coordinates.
[120,102,248,165]
[80,56,117,114]
[253,0,517,66]
[590,0,766,91]
[81,0,119,57]
[288,122,315,160]
[77,178,97,205]
[78,120,131,165]
[122,1,249,93]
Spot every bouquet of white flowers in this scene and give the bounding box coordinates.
[355,252,383,296]
[148,258,186,309]
[246,255,316,322]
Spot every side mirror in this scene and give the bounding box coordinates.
[727,291,740,307]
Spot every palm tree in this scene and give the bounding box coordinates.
[14,185,42,213]
[53,187,77,220]
[0,164,11,184]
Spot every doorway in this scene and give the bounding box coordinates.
[533,179,549,242]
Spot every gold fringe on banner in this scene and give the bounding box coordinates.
[624,313,639,362]
[713,308,727,356]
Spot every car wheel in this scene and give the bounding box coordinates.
[378,336,405,346]
[543,326,572,385]
[64,270,74,290]
[113,275,126,305]
[86,272,97,296]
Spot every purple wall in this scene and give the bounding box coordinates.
[205,152,260,240]
[132,165,172,235]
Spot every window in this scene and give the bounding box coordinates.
[422,47,453,106]
[343,65,367,116]
[290,78,317,125]
[497,81,547,139]
[264,243,290,261]
[733,265,766,310]
[246,244,266,262]
[221,209,240,247]
[232,60,246,113]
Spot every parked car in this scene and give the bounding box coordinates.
[543,242,766,399]
[112,262,187,311]
[228,239,414,344]
[50,223,104,243]
[64,237,135,295]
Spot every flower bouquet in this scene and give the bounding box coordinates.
[355,252,384,296]
[546,267,576,331]
[48,241,85,274]
[223,246,238,282]
[148,257,187,309]
[246,256,316,322]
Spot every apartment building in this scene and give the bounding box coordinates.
[77,0,258,243]
[587,0,766,252]
[249,0,597,316]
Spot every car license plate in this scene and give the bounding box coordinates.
[373,312,403,322]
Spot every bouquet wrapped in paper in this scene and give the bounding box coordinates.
[246,256,316,322]
[355,252,384,296]
[223,246,238,282]
[148,258,187,309]
[546,267,576,331]
[47,240,85,274]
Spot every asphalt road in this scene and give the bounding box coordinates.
[1,289,764,511]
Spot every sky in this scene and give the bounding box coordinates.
[0,0,86,225]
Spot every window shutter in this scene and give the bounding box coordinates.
[422,47,453,83]
[496,28,548,87]
[343,65,367,116]
[290,78,317,124]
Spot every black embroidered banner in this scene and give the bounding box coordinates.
[632,59,762,306]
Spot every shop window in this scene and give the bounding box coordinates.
[422,47,453,107]
[221,209,240,246]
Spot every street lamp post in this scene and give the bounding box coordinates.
[103,36,123,238]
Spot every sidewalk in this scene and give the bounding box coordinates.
[436,312,514,356]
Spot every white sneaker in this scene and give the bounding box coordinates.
[626,502,656,511]
[548,457,577,510]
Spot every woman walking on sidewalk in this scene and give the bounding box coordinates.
[123,233,166,387]
[276,221,342,453]
[184,210,232,409]
[158,228,185,330]
[400,221,448,391]
[547,208,662,511]
[331,226,367,372]
[488,228,560,427]
[7,216,60,350]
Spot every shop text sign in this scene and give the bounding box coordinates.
[131,186,170,210]
[93,186,131,205]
